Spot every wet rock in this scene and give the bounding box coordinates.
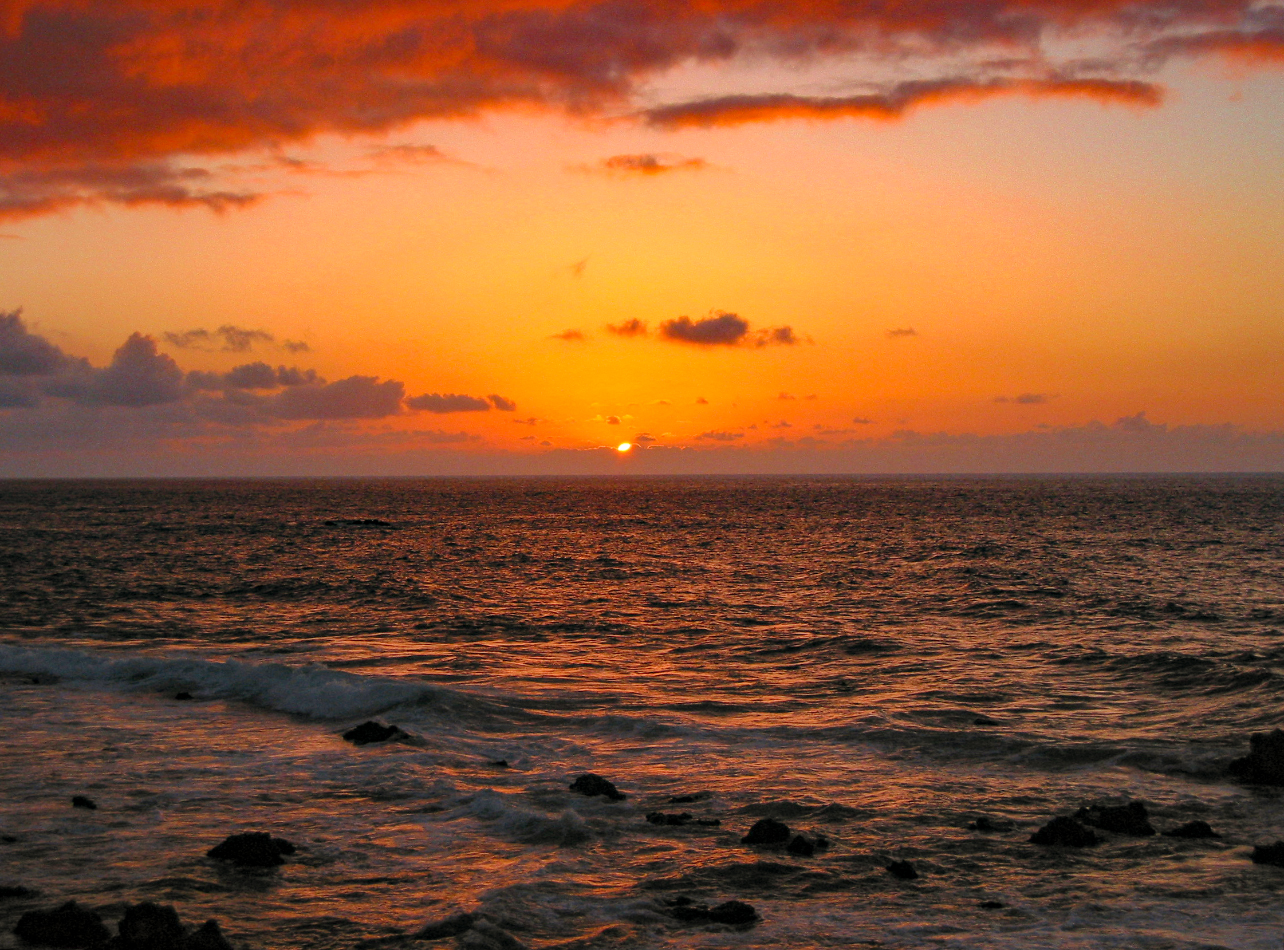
[488,760,509,769]
[568,774,625,801]
[116,902,184,950]
[667,898,758,926]
[969,816,997,831]
[1163,820,1220,839]
[1,886,37,899]
[460,920,527,950]
[206,832,295,867]
[979,900,1006,910]
[342,721,409,746]
[1228,729,1284,786]
[13,901,111,948]
[174,693,193,701]
[1251,841,1284,866]
[786,835,815,857]
[668,793,708,804]
[973,716,999,726]
[886,860,918,880]
[646,812,692,826]
[740,818,790,845]
[1074,801,1155,837]
[182,922,232,950]
[1029,816,1098,847]
[414,912,475,940]
[71,797,97,811]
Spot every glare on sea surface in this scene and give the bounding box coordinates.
[617,443,632,453]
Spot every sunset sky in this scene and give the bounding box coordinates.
[1,0,1281,475]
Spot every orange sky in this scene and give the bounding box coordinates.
[0,0,1281,474]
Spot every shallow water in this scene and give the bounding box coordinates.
[1,477,1282,949]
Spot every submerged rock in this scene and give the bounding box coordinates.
[886,860,918,880]
[1030,816,1098,847]
[1,886,37,899]
[1228,729,1284,786]
[1251,841,1284,866]
[414,912,475,940]
[568,774,625,801]
[786,835,815,857]
[13,901,111,948]
[1163,820,1220,839]
[667,897,758,926]
[342,721,409,746]
[647,812,692,826]
[71,797,97,811]
[972,716,999,726]
[206,832,295,867]
[460,920,527,950]
[1074,801,1155,837]
[116,902,184,950]
[979,900,1006,910]
[174,693,193,701]
[969,816,998,831]
[740,818,790,845]
[182,922,232,950]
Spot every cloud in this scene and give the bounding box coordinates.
[187,362,322,391]
[853,416,875,425]
[641,77,1163,129]
[996,392,1057,405]
[658,311,800,348]
[569,258,589,278]
[605,415,621,425]
[165,325,278,353]
[695,430,745,441]
[887,327,917,339]
[0,308,71,375]
[368,144,450,164]
[695,397,709,405]
[487,394,517,412]
[406,392,492,413]
[0,163,260,221]
[597,154,709,175]
[52,333,185,407]
[552,329,586,342]
[270,376,405,420]
[606,319,648,337]
[778,392,796,400]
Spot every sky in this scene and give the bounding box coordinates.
[0,0,1282,476]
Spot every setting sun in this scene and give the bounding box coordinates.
[617,443,632,453]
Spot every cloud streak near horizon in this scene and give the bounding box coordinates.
[0,0,1280,219]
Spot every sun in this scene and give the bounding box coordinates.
[616,442,632,453]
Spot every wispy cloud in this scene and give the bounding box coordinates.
[594,154,710,175]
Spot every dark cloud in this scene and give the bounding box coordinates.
[887,327,917,339]
[487,394,517,412]
[0,377,39,407]
[695,430,745,441]
[606,415,622,425]
[187,362,323,391]
[0,163,260,221]
[46,333,185,408]
[165,325,278,353]
[369,144,450,164]
[606,319,648,337]
[996,392,1057,405]
[660,312,750,346]
[597,154,709,175]
[853,416,875,425]
[695,396,709,404]
[406,393,492,413]
[778,392,796,401]
[280,340,311,354]
[0,308,70,375]
[552,329,586,342]
[270,376,405,420]
[633,433,656,443]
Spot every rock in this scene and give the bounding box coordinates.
[979,900,1006,910]
[1074,801,1155,837]
[1163,820,1220,839]
[568,774,624,801]
[668,794,706,804]
[1251,841,1284,866]
[488,760,509,769]
[786,835,815,857]
[116,903,184,950]
[646,812,692,826]
[460,920,527,950]
[182,922,232,950]
[206,832,295,867]
[414,912,475,940]
[174,693,193,701]
[1029,816,1098,847]
[1228,729,1284,785]
[1,886,37,899]
[969,816,997,831]
[667,898,758,926]
[13,901,111,948]
[973,716,999,726]
[886,860,917,880]
[740,818,790,845]
[342,721,409,746]
[71,797,97,811]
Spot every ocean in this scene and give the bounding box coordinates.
[1,476,1282,950]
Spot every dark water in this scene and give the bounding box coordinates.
[1,477,1282,949]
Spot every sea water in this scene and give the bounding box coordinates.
[1,476,1282,949]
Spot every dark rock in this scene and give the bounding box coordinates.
[973,716,999,726]
[13,901,111,948]
[1228,729,1284,785]
[568,774,625,801]
[342,721,409,746]
[489,760,509,769]
[462,920,527,950]
[1251,841,1284,866]
[667,898,757,926]
[182,921,232,950]
[786,835,815,857]
[414,912,475,940]
[740,818,790,845]
[174,693,193,701]
[979,900,1006,910]
[969,816,997,831]
[694,818,721,827]
[71,797,97,811]
[1163,820,1220,839]
[886,860,917,880]
[668,794,705,804]
[646,812,692,826]
[116,903,184,950]
[1,836,18,843]
[1030,817,1098,847]
[206,832,294,867]
[1,886,37,899]
[1074,801,1155,837]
